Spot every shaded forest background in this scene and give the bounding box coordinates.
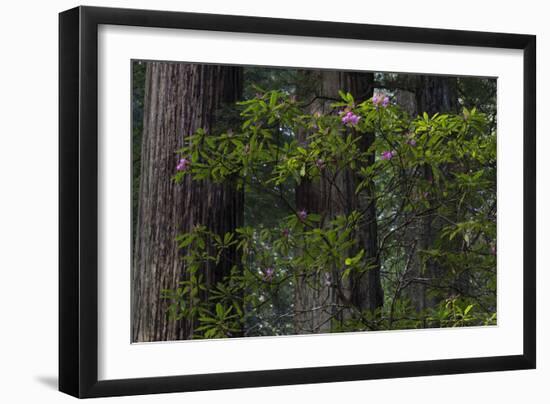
[131,61,497,342]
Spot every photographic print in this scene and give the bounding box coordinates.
[131,61,497,343]
[59,8,535,396]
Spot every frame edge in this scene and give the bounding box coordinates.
[59,5,81,398]
[59,5,537,398]
[522,34,536,369]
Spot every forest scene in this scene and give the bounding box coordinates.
[131,60,497,343]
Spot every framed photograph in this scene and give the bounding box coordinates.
[59,6,536,398]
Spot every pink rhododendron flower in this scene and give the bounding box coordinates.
[176,158,190,171]
[373,94,390,108]
[298,209,308,221]
[341,111,360,126]
[264,267,274,281]
[381,150,396,160]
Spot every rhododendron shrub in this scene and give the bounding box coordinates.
[162,90,496,338]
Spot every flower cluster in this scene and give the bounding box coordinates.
[381,150,397,160]
[372,94,390,108]
[341,111,361,126]
[298,209,308,221]
[176,158,190,171]
[263,267,275,282]
[315,158,325,170]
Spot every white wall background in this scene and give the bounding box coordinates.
[0,1,545,402]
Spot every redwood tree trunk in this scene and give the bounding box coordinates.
[132,62,243,342]
[408,76,458,313]
[294,71,381,333]
[416,76,458,116]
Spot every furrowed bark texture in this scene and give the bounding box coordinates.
[294,71,381,333]
[132,62,243,342]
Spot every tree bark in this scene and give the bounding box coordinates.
[294,71,381,333]
[132,62,243,342]
[416,76,458,117]
[406,76,458,313]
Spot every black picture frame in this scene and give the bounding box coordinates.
[59,5,536,398]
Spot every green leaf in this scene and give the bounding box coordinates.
[345,249,364,266]
[269,92,277,107]
[215,303,224,318]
